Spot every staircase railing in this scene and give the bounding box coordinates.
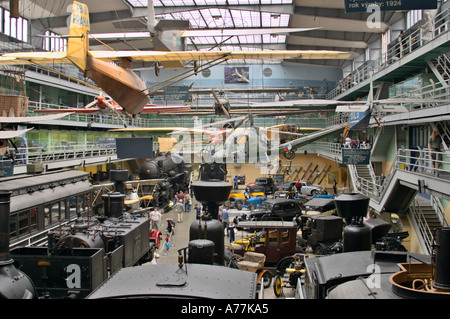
[327,8,450,100]
[436,54,450,81]
[432,194,449,228]
[410,198,435,254]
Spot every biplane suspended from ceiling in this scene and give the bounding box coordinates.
[34,94,191,116]
[0,1,357,116]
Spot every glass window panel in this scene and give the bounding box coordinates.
[0,8,3,34]
[4,10,10,36]
[23,18,28,42]
[231,10,261,28]
[17,17,23,41]
[126,0,148,7]
[10,16,17,38]
[18,211,30,236]
[10,213,17,239]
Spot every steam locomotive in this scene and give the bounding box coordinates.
[138,152,193,209]
[4,187,155,299]
[1,162,260,299]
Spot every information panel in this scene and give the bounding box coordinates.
[164,86,189,101]
[116,138,153,159]
[0,161,13,177]
[344,0,438,13]
[342,148,371,165]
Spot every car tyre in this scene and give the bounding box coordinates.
[273,275,283,297]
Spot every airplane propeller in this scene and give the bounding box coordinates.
[211,90,231,120]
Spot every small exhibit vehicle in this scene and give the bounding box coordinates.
[235,198,303,224]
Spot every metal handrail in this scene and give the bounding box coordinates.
[1,144,117,165]
[432,195,449,228]
[327,8,450,100]
[410,198,434,254]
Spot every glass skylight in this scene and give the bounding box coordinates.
[158,9,290,29]
[126,0,293,51]
[126,0,292,6]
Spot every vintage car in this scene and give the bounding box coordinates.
[228,190,266,210]
[235,198,304,224]
[303,197,337,216]
[296,180,328,196]
[274,182,296,199]
[254,177,275,195]
[245,185,266,198]
[230,220,304,271]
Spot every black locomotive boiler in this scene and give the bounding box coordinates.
[9,190,155,298]
[0,191,37,299]
[138,152,192,208]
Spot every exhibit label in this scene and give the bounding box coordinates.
[344,0,438,13]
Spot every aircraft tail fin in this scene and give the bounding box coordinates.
[67,1,90,72]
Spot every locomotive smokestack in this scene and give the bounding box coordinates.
[110,170,129,194]
[102,192,125,218]
[0,191,12,264]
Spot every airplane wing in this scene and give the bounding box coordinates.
[0,52,70,65]
[181,28,321,38]
[0,128,33,139]
[140,105,191,113]
[109,127,187,132]
[335,104,369,113]
[0,113,74,123]
[189,88,298,94]
[89,28,321,41]
[87,50,357,63]
[373,104,408,113]
[249,99,342,108]
[276,124,345,153]
[0,50,356,67]
[34,108,99,114]
[34,105,191,114]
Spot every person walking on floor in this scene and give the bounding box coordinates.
[166,218,175,235]
[164,233,171,255]
[220,206,230,236]
[150,207,161,230]
[228,220,236,243]
[176,199,184,223]
[184,191,191,212]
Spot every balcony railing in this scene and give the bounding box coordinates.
[327,8,450,100]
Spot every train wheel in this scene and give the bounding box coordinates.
[273,275,283,297]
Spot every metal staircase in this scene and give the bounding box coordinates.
[409,195,449,254]
[428,54,450,87]
[353,148,450,254]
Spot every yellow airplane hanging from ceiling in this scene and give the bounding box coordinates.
[0,1,356,116]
